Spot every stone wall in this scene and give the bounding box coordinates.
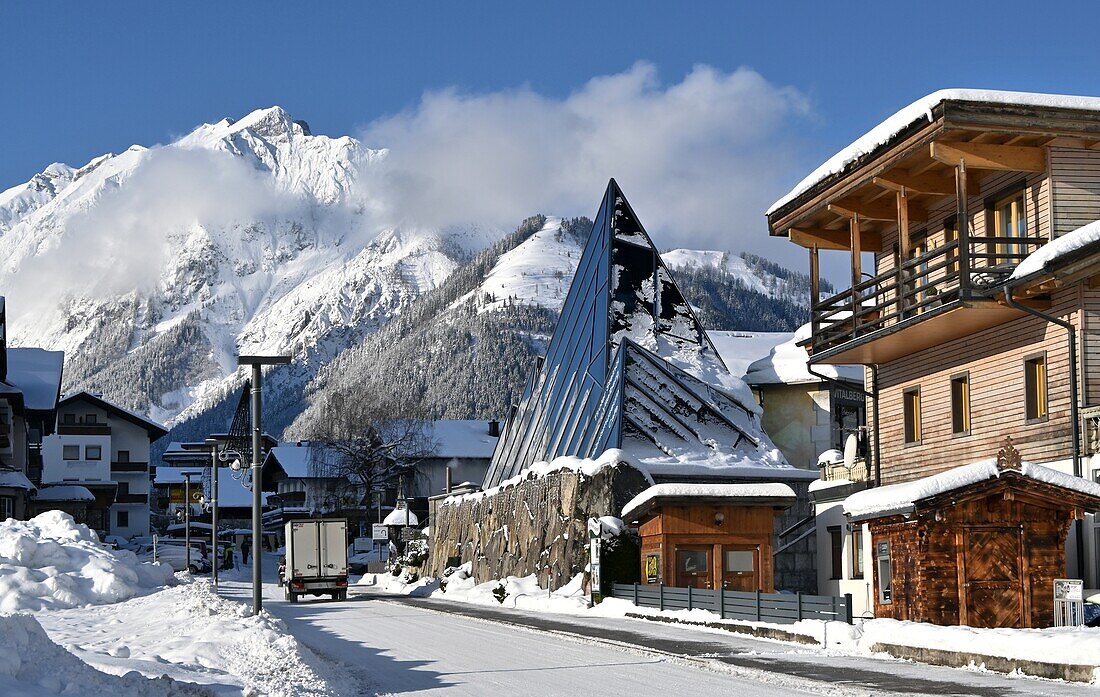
[427,463,649,590]
[772,479,817,593]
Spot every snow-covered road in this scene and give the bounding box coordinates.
[216,558,1098,697]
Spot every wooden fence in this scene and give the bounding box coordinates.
[610,583,853,625]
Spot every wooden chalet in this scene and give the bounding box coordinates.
[767,90,1100,625]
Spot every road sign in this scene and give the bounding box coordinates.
[372,524,389,541]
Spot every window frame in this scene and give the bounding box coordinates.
[1024,352,1048,423]
[828,525,844,580]
[62,444,80,460]
[85,445,102,461]
[850,528,864,580]
[950,371,971,436]
[116,509,129,528]
[903,386,922,446]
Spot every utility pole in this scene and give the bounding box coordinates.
[237,355,290,614]
[206,438,220,587]
[181,471,201,572]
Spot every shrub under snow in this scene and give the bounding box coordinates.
[0,511,174,612]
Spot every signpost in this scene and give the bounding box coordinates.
[587,518,602,605]
[1054,578,1085,627]
[372,524,389,541]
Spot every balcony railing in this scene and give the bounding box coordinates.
[57,424,111,436]
[811,234,1045,356]
[820,457,871,484]
[111,461,149,472]
[115,493,148,504]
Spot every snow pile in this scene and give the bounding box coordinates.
[844,457,1100,520]
[0,613,207,697]
[769,89,1100,215]
[860,618,1100,667]
[1011,218,1100,280]
[621,483,796,520]
[436,570,592,614]
[445,448,652,506]
[743,323,863,386]
[0,511,175,612]
[38,580,352,696]
[706,330,794,380]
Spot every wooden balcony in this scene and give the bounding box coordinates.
[58,424,111,436]
[820,457,872,484]
[111,461,149,473]
[809,234,1046,364]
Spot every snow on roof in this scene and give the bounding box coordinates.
[706,330,793,380]
[1010,218,1100,281]
[5,348,63,411]
[622,482,797,520]
[742,323,863,386]
[153,466,204,485]
[167,522,214,532]
[807,477,853,494]
[769,89,1100,216]
[428,420,498,459]
[34,485,94,502]
[267,444,317,478]
[382,506,418,526]
[0,468,35,491]
[843,457,1100,520]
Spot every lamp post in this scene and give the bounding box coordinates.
[180,471,201,572]
[206,438,220,587]
[237,354,291,614]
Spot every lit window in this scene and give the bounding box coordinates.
[951,374,970,435]
[1025,355,1047,421]
[903,387,922,444]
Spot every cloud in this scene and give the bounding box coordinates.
[360,62,814,261]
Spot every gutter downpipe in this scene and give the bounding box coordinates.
[806,362,882,488]
[1002,280,1085,578]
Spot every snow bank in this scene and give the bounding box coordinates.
[769,89,1100,215]
[38,580,352,696]
[0,613,205,697]
[859,618,1100,667]
[1011,218,1100,280]
[621,483,796,520]
[0,511,174,612]
[844,458,1100,520]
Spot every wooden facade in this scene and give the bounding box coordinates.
[861,445,1100,628]
[634,502,786,592]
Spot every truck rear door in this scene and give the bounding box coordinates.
[289,521,320,578]
[320,520,348,577]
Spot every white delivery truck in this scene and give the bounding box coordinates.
[283,518,349,602]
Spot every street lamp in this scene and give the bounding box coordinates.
[237,354,291,614]
[180,471,202,572]
[183,438,223,587]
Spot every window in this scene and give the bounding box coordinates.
[944,220,959,276]
[1025,354,1048,421]
[951,373,970,435]
[876,540,893,604]
[63,445,80,460]
[0,496,12,521]
[117,450,130,463]
[85,445,102,460]
[724,550,754,572]
[85,413,97,424]
[851,529,864,579]
[116,510,129,528]
[117,481,129,496]
[903,387,922,444]
[993,192,1027,265]
[62,413,75,424]
[828,526,844,580]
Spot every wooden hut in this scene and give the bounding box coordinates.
[845,440,1100,628]
[622,483,795,592]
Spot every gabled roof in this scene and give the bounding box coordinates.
[621,483,796,521]
[428,420,498,459]
[59,391,167,440]
[6,348,63,412]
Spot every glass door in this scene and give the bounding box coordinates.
[722,545,759,592]
[675,547,712,589]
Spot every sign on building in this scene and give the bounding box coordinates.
[645,554,660,584]
[371,524,389,541]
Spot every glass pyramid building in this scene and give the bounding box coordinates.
[483,180,792,488]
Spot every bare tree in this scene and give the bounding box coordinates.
[292,389,436,517]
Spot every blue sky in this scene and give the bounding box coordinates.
[3,1,1099,269]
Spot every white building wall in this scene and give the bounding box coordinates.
[41,433,112,483]
[814,498,875,618]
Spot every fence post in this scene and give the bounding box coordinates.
[633,582,639,607]
[844,593,854,624]
[796,592,803,622]
[755,589,761,622]
[659,584,664,612]
[687,585,693,611]
[719,588,725,619]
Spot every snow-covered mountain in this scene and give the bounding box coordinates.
[0,107,500,424]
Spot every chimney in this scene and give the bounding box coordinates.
[488,419,500,438]
[0,296,6,383]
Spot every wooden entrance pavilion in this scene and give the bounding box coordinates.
[845,439,1100,628]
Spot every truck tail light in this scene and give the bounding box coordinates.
[336,579,347,587]
[292,581,305,590]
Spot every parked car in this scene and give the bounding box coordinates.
[134,544,211,574]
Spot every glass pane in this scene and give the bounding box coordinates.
[679,550,708,573]
[724,550,754,572]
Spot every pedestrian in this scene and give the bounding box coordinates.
[223,543,233,571]
[241,538,251,565]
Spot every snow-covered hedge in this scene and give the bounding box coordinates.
[0,511,174,612]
